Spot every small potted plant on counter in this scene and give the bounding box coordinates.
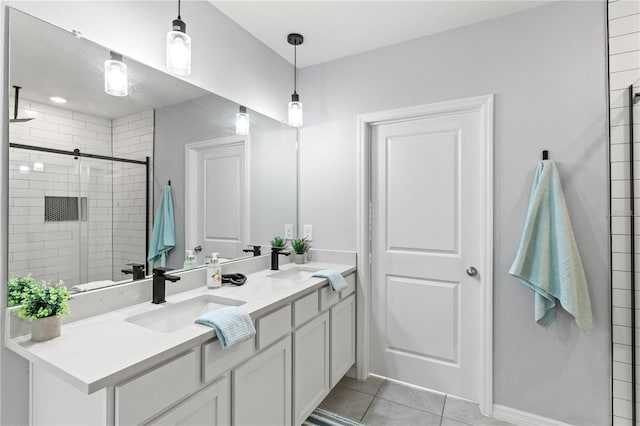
[18,279,71,342]
[292,238,310,264]
[270,236,287,249]
[7,275,39,307]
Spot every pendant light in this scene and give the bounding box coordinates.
[166,0,191,75]
[236,106,250,136]
[104,51,128,97]
[287,33,303,128]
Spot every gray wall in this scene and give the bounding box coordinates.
[0,2,291,424]
[298,2,609,423]
[154,94,297,269]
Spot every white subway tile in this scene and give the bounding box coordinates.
[614,324,633,345]
[611,14,640,37]
[613,414,633,426]
[613,271,631,290]
[113,112,142,126]
[72,111,110,127]
[610,68,640,91]
[612,161,630,180]
[609,0,640,19]
[30,128,73,143]
[614,343,633,364]
[610,50,640,73]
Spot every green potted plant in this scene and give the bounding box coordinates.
[270,236,286,248]
[18,280,71,342]
[292,238,310,264]
[7,275,39,307]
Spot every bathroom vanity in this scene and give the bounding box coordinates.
[5,255,356,426]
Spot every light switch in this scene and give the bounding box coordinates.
[303,224,313,241]
[284,224,293,240]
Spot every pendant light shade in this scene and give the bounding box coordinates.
[287,33,303,128]
[236,106,250,136]
[104,51,128,97]
[288,93,303,128]
[166,0,191,75]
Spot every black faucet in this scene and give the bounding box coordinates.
[121,263,146,280]
[152,267,181,304]
[243,245,262,257]
[270,247,290,271]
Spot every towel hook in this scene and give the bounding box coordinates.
[542,150,549,160]
[168,180,171,186]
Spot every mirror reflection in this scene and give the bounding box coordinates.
[7,9,297,295]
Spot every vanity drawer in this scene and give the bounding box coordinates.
[116,349,201,426]
[202,337,255,383]
[319,285,340,311]
[293,290,319,327]
[256,304,292,350]
[340,274,356,298]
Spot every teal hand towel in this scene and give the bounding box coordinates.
[147,185,175,268]
[312,269,348,291]
[195,306,256,349]
[509,160,593,331]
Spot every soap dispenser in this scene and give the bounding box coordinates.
[207,253,222,289]
[183,250,197,269]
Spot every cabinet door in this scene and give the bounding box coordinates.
[330,294,356,387]
[293,311,330,425]
[147,376,230,426]
[232,335,292,426]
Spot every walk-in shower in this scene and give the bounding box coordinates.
[8,143,150,288]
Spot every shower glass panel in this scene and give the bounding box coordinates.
[8,146,148,289]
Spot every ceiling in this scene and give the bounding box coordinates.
[210,1,551,68]
[9,9,207,119]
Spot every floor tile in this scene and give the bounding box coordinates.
[376,380,446,416]
[362,397,442,426]
[337,375,385,396]
[443,395,514,426]
[441,417,471,426]
[319,386,374,421]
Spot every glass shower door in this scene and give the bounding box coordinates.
[8,147,83,287]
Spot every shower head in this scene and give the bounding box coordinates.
[10,86,34,123]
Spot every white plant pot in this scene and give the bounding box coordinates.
[31,316,61,342]
[294,253,306,264]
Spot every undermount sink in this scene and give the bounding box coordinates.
[268,266,321,282]
[125,294,246,333]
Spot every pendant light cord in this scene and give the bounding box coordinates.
[293,44,297,94]
[177,0,182,19]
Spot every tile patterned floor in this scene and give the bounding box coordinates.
[319,376,515,426]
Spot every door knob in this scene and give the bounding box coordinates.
[466,266,478,277]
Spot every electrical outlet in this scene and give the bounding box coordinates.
[284,224,293,240]
[303,224,313,241]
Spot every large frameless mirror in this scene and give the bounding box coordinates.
[6,8,297,297]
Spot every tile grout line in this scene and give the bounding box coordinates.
[360,379,386,422]
[440,394,448,425]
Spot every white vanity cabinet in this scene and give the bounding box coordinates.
[293,311,330,425]
[232,335,292,426]
[24,270,357,426]
[330,294,356,387]
[146,376,230,426]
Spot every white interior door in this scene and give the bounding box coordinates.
[370,106,485,402]
[186,137,246,261]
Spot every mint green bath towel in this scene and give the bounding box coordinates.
[509,160,592,331]
[147,185,175,268]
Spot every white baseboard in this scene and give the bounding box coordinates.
[493,405,573,426]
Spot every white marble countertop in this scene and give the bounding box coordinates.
[5,261,355,394]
